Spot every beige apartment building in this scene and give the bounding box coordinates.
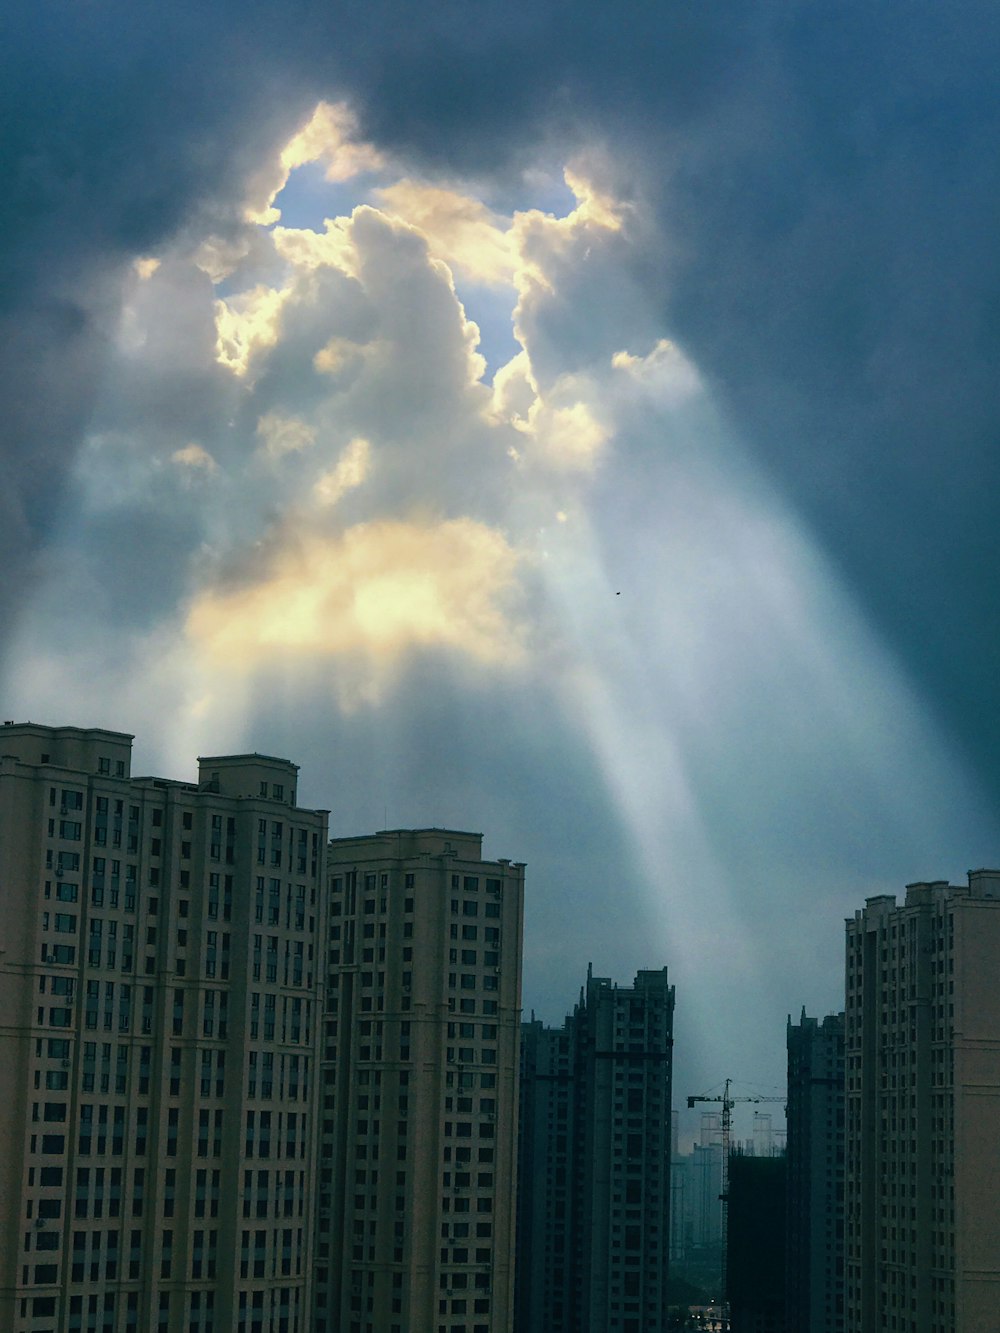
[844,871,1000,1333]
[313,829,524,1333]
[0,723,329,1333]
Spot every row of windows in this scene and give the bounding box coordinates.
[244,1111,309,1161]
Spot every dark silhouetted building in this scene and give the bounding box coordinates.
[516,965,674,1333]
[786,1010,844,1333]
[727,1149,787,1333]
[515,1017,577,1331]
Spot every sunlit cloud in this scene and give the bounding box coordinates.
[490,357,610,473]
[271,216,359,277]
[374,180,515,286]
[214,283,291,377]
[186,518,527,676]
[562,167,628,231]
[511,166,627,311]
[312,436,371,506]
[246,100,385,225]
[529,397,609,471]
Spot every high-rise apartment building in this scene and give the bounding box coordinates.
[314,829,524,1333]
[844,872,1000,1332]
[516,966,675,1333]
[786,1009,845,1333]
[0,722,329,1333]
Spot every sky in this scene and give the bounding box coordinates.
[5,0,1000,1143]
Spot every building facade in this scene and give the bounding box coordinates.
[0,723,329,1333]
[516,966,674,1333]
[313,829,524,1333]
[844,872,1000,1332]
[786,1010,845,1333]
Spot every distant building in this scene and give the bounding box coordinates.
[668,1140,725,1305]
[516,966,675,1333]
[785,1009,844,1333]
[0,722,329,1333]
[670,1128,724,1272]
[751,1113,784,1158]
[844,873,1000,1331]
[727,1150,787,1333]
[313,829,524,1333]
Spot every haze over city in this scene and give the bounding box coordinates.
[5,0,1000,1140]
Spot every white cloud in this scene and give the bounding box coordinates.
[374,180,515,286]
[256,412,317,458]
[271,216,360,277]
[171,442,218,474]
[489,356,611,472]
[488,349,537,428]
[527,396,610,471]
[313,436,371,506]
[214,283,291,377]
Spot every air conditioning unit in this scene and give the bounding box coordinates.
[61,1060,71,1070]
[55,868,63,878]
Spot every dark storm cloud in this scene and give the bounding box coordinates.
[5,0,1000,796]
[638,4,1000,797]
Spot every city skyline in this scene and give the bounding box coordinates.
[3,722,998,1328]
[5,2,1000,1135]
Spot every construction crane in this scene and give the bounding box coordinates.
[687,1078,785,1300]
